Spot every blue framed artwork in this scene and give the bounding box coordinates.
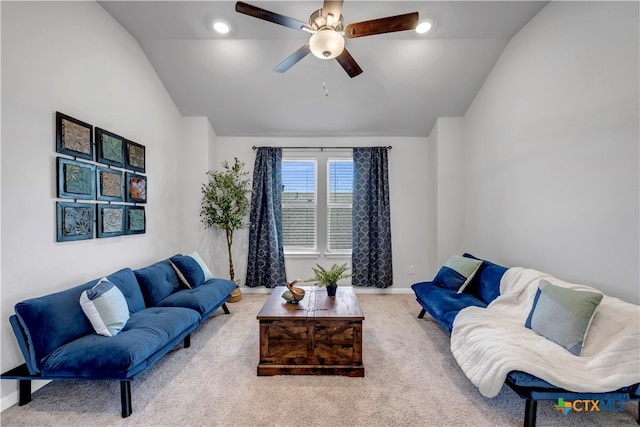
[96,167,123,202]
[56,202,94,242]
[56,112,93,160]
[97,204,124,238]
[125,140,145,173]
[125,205,146,235]
[95,128,125,167]
[57,157,96,200]
[125,172,147,203]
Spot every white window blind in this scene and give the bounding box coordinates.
[328,159,353,251]
[282,160,317,250]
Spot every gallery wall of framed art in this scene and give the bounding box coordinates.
[55,111,146,242]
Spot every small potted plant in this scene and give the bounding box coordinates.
[305,263,352,296]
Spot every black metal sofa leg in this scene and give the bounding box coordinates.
[18,379,31,406]
[418,308,426,319]
[184,333,191,348]
[222,303,230,314]
[524,399,537,427]
[120,381,132,418]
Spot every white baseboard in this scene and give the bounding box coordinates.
[239,286,413,295]
[1,380,50,412]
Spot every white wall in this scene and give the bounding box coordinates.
[215,137,430,292]
[429,118,466,269]
[463,1,639,303]
[1,1,186,407]
[180,117,220,271]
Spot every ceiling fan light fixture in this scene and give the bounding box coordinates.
[309,29,345,59]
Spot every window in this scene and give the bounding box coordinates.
[282,152,353,255]
[281,160,317,250]
[328,159,353,251]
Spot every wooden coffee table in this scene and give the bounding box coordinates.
[257,286,364,377]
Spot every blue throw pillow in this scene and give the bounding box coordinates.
[188,251,214,281]
[170,255,205,288]
[79,278,130,337]
[525,280,603,356]
[434,255,483,292]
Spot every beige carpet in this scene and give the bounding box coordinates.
[1,293,637,426]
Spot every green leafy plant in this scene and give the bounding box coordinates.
[305,263,352,286]
[200,158,252,282]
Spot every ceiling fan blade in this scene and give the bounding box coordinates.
[335,48,363,78]
[235,2,309,32]
[274,44,311,73]
[344,12,419,38]
[322,1,343,19]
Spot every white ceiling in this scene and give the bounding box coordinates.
[99,1,548,137]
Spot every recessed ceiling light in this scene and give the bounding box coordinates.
[416,21,432,34]
[213,20,231,34]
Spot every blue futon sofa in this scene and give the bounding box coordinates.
[412,253,640,427]
[1,254,237,417]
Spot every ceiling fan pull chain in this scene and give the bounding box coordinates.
[323,59,329,97]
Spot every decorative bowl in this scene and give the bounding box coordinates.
[282,279,305,304]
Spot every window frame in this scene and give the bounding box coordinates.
[326,157,353,255]
[282,150,353,258]
[281,157,318,254]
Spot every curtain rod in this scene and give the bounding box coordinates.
[251,146,392,151]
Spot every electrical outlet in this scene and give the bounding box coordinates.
[409,265,415,275]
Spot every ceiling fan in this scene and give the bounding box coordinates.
[235,1,419,78]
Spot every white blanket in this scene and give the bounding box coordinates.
[450,267,640,398]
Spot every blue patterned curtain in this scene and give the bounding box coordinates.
[352,147,392,288]
[245,147,287,288]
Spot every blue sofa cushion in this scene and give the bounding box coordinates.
[156,278,237,317]
[134,260,181,307]
[106,268,146,313]
[41,307,200,379]
[411,281,487,332]
[170,255,205,288]
[462,253,508,305]
[13,268,143,374]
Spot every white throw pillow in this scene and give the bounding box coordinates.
[79,278,130,337]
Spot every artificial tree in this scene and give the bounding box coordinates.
[200,158,252,283]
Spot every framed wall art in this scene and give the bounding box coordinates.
[125,172,147,203]
[97,204,125,238]
[125,205,146,235]
[96,167,123,202]
[56,112,93,160]
[95,127,125,167]
[125,140,145,173]
[57,157,96,200]
[56,202,94,242]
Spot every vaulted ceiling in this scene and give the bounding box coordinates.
[99,1,547,137]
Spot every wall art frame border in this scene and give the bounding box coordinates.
[56,202,95,242]
[96,167,124,202]
[97,204,125,238]
[95,127,125,167]
[125,140,146,173]
[125,172,147,203]
[56,112,94,160]
[57,157,96,200]
[125,205,146,235]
